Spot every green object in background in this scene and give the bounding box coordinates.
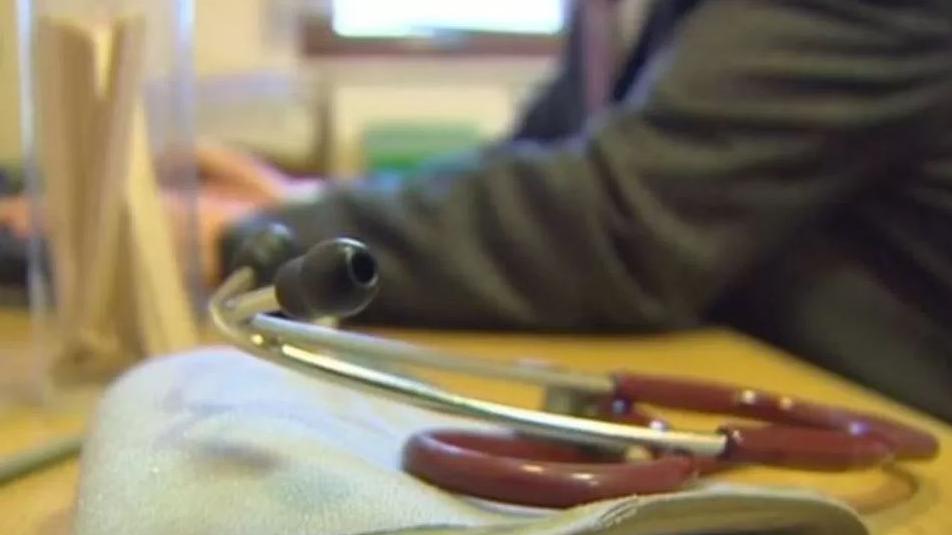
[362,121,483,177]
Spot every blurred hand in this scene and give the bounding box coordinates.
[196,140,299,203]
[0,195,33,237]
[0,141,322,285]
[184,141,324,284]
[164,193,263,286]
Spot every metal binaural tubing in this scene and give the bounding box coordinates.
[275,343,727,457]
[219,282,611,392]
[249,314,614,393]
[222,285,280,325]
[209,269,275,356]
[210,277,727,457]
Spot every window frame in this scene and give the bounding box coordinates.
[299,10,564,58]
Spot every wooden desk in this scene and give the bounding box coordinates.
[2,319,950,534]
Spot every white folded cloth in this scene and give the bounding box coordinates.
[75,347,868,535]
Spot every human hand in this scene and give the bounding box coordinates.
[1,142,318,284]
[0,195,33,238]
[196,140,299,203]
[0,142,291,241]
[192,141,328,283]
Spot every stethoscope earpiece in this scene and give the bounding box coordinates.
[274,237,379,320]
[230,222,303,287]
[226,223,379,321]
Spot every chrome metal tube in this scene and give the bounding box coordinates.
[209,268,264,354]
[277,343,727,457]
[250,314,614,393]
[209,280,729,459]
[222,285,280,324]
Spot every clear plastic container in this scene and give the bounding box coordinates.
[13,0,200,399]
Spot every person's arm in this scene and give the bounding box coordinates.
[225,0,952,331]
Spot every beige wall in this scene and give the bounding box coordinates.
[0,0,555,166]
[0,0,23,162]
[191,1,555,172]
[194,0,297,75]
[0,0,287,163]
[308,57,554,176]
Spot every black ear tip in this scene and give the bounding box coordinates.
[274,238,380,320]
[231,222,302,285]
[338,238,378,287]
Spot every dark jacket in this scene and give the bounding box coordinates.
[226,0,952,420]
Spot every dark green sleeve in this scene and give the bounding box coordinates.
[226,0,952,331]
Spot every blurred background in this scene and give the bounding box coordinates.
[0,0,576,492]
[0,0,573,494]
[0,0,566,179]
[0,0,575,304]
[1,4,949,535]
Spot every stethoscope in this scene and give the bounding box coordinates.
[211,223,939,509]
